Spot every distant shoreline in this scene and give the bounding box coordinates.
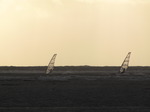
[0,66,149,67]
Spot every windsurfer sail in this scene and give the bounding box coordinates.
[119,52,131,73]
[46,54,57,74]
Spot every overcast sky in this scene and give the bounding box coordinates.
[0,0,149,66]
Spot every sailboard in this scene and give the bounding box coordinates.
[119,52,131,73]
[46,54,57,74]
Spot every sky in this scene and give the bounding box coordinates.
[0,0,149,66]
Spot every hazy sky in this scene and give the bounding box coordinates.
[0,0,149,66]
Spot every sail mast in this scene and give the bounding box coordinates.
[46,54,57,74]
[119,52,131,73]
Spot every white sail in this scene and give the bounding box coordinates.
[46,54,57,74]
[120,52,131,73]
